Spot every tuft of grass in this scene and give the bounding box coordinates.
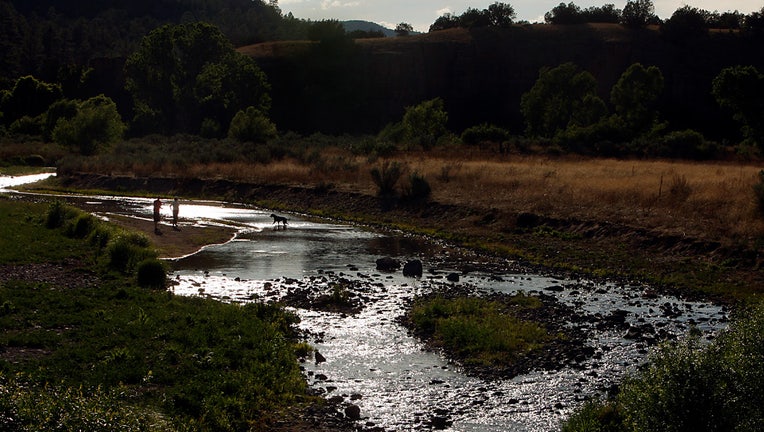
[370,160,404,196]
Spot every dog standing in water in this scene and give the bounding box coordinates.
[270,213,288,228]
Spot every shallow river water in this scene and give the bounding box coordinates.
[1,175,730,431]
[164,204,727,432]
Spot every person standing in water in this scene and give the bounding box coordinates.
[153,197,162,234]
[171,197,180,230]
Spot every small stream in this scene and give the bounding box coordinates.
[1,175,730,431]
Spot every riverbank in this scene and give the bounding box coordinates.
[50,171,764,303]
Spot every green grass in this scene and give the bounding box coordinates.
[408,295,550,367]
[0,198,91,264]
[0,197,311,431]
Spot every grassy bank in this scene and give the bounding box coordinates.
[0,198,315,431]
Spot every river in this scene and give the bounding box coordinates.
[2,173,729,431]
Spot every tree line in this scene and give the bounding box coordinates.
[2,0,764,159]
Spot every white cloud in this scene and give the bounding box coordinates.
[436,7,452,17]
[320,0,360,10]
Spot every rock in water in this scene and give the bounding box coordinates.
[375,257,400,272]
[403,259,423,277]
[344,404,361,420]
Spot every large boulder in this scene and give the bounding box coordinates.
[376,257,400,272]
[402,259,423,277]
[344,404,361,420]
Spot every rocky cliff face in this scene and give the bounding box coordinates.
[241,24,764,139]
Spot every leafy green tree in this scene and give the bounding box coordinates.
[712,65,764,148]
[402,98,449,149]
[520,62,607,138]
[43,98,79,141]
[52,95,126,155]
[621,0,657,28]
[228,106,278,143]
[610,63,664,137]
[124,22,271,136]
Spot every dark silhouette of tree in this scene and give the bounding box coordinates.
[743,8,764,37]
[395,22,414,36]
[712,65,764,148]
[707,10,744,30]
[486,2,516,28]
[459,8,491,28]
[582,4,621,23]
[429,13,459,32]
[621,0,658,28]
[661,5,710,42]
[430,3,514,31]
[545,3,585,25]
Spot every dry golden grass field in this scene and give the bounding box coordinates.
[153,152,764,249]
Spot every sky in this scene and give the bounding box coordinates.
[277,0,763,33]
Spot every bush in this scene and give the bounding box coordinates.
[67,214,98,239]
[656,129,717,159]
[45,200,77,229]
[107,233,154,273]
[402,172,432,202]
[461,123,511,152]
[136,258,167,289]
[562,304,764,432]
[370,160,404,196]
[401,98,449,149]
[228,106,277,143]
[52,95,126,155]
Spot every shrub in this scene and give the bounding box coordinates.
[228,106,277,143]
[52,95,126,155]
[667,174,692,203]
[106,233,154,273]
[402,172,432,202]
[461,123,510,145]
[562,304,764,432]
[45,200,67,229]
[370,160,404,196]
[9,115,44,136]
[68,214,97,239]
[656,129,717,159]
[136,258,167,289]
[401,98,449,149]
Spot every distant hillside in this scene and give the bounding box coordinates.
[342,20,396,37]
[241,24,764,139]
